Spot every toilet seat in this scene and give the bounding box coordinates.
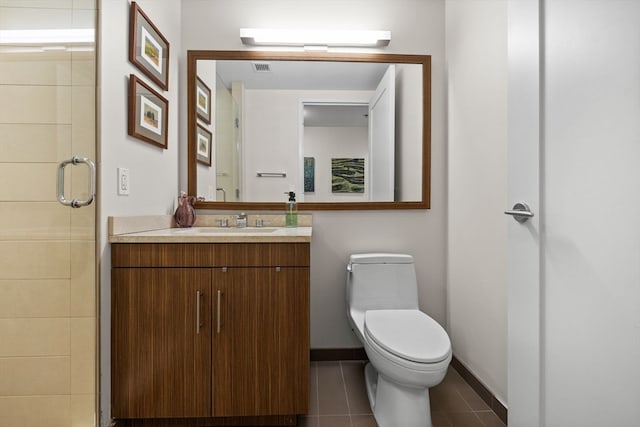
[364,310,451,364]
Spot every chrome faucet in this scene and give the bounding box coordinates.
[234,212,247,228]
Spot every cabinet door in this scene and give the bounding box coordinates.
[112,268,212,418]
[213,267,309,417]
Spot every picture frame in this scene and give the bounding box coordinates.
[129,2,170,90]
[128,74,169,149]
[332,158,365,193]
[196,76,212,124]
[196,123,212,166]
[304,157,315,192]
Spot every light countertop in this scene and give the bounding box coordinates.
[109,226,312,243]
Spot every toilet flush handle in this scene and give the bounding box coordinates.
[347,264,352,273]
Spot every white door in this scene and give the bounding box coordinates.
[506,1,541,426]
[508,1,640,425]
[369,64,395,201]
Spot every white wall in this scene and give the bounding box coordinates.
[542,1,640,424]
[303,126,369,202]
[181,0,447,348]
[99,1,181,425]
[446,0,508,405]
[195,60,217,199]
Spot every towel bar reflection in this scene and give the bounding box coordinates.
[256,172,287,177]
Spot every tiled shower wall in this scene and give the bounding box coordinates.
[0,1,97,426]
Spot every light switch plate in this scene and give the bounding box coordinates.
[118,167,130,195]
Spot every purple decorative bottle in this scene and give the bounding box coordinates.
[174,192,196,228]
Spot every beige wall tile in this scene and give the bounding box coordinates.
[72,7,94,29]
[0,280,69,318]
[0,356,70,395]
[0,124,71,163]
[71,394,95,427]
[0,86,71,124]
[70,318,95,394]
[0,318,70,357]
[71,51,95,87]
[0,51,71,86]
[0,164,63,202]
[71,203,95,241]
[0,1,72,8]
[0,202,70,240]
[70,241,95,317]
[73,0,96,10]
[0,5,71,29]
[0,395,70,427]
[0,241,70,279]
[71,86,95,156]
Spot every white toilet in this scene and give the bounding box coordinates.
[346,253,451,427]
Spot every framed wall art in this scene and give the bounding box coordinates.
[332,158,365,193]
[304,157,315,192]
[196,76,212,124]
[129,2,170,90]
[128,74,168,149]
[196,123,212,166]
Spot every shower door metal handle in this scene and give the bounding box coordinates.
[504,202,534,223]
[57,156,96,208]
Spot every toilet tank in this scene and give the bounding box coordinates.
[346,253,419,312]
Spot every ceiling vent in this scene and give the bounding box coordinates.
[252,61,272,72]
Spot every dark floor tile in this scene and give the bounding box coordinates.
[447,412,485,427]
[351,414,378,427]
[298,416,319,427]
[430,382,473,413]
[456,381,491,411]
[341,361,372,415]
[317,361,350,415]
[476,410,507,427]
[444,367,467,385]
[309,362,319,415]
[317,415,352,427]
[432,411,453,427]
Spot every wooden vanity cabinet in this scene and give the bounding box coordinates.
[111,242,310,425]
[111,268,212,418]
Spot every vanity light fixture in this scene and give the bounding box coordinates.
[240,28,391,48]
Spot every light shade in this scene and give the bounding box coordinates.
[240,28,391,47]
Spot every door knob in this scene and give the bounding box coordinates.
[504,202,534,223]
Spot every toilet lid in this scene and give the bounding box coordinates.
[364,310,451,364]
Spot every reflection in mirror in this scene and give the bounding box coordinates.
[187,51,430,210]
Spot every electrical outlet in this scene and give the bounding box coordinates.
[118,168,130,196]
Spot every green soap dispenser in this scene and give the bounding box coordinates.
[284,191,298,227]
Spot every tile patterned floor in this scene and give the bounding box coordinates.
[299,361,506,427]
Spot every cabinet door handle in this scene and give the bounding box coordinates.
[196,290,203,334]
[216,290,222,334]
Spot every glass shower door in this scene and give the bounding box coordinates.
[0,1,98,426]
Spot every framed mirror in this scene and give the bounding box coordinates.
[187,50,431,210]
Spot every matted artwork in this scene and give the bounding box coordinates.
[332,158,365,193]
[196,123,212,166]
[128,74,168,149]
[196,76,212,124]
[129,2,170,90]
[304,157,315,193]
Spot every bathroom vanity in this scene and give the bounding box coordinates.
[109,217,311,426]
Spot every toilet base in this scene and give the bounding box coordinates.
[364,362,433,427]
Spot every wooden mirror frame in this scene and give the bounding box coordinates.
[187,50,431,210]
